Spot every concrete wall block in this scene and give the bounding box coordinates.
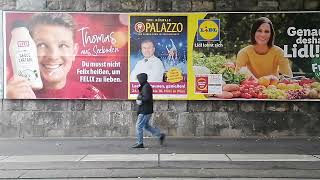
[22,100,45,111]
[152,112,178,134]
[220,128,242,137]
[172,0,191,11]
[287,113,320,136]
[0,0,16,10]
[241,112,288,136]
[109,111,132,136]
[154,100,169,111]
[10,111,34,126]
[228,112,258,136]
[111,111,132,127]
[264,113,289,134]
[47,129,65,137]
[3,100,22,111]
[0,112,19,137]
[92,112,111,125]
[102,101,122,112]
[121,0,143,11]
[234,0,257,11]
[168,127,178,136]
[129,112,138,136]
[215,0,234,11]
[304,0,320,10]
[212,101,239,112]
[177,112,205,136]
[45,100,68,111]
[192,0,214,11]
[86,0,102,11]
[122,101,135,111]
[265,101,290,112]
[68,100,85,111]
[21,124,45,137]
[291,101,320,113]
[0,124,19,137]
[257,0,279,11]
[60,0,86,11]
[157,0,172,11]
[0,111,17,125]
[0,100,2,110]
[16,0,46,10]
[47,0,60,10]
[32,112,69,128]
[143,0,157,11]
[69,111,95,128]
[188,101,212,112]
[239,101,265,112]
[205,112,230,136]
[279,0,303,10]
[85,100,102,111]
[169,100,187,112]
[13,112,38,137]
[102,0,121,11]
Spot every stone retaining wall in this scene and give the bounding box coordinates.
[0,0,320,138]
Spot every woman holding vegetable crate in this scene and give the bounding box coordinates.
[235,17,293,83]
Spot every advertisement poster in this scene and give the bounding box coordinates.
[129,15,188,99]
[189,12,320,101]
[3,12,128,99]
[1,11,320,101]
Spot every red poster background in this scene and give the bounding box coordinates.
[5,12,128,99]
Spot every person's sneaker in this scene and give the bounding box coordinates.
[131,143,144,148]
[159,133,166,145]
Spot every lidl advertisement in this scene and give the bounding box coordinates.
[189,12,320,101]
[1,11,320,101]
[3,12,128,99]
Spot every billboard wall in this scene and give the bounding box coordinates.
[1,11,320,101]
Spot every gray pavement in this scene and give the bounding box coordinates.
[0,137,319,179]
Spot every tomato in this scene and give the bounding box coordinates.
[242,88,249,93]
[241,93,252,99]
[248,89,257,98]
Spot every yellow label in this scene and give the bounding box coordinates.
[166,67,183,83]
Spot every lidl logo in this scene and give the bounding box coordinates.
[197,19,220,41]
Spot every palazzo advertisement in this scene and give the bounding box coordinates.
[128,15,188,99]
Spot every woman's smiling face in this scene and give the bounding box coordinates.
[32,24,78,89]
[254,23,271,46]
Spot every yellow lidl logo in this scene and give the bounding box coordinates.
[197,19,220,41]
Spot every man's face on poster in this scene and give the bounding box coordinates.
[141,41,155,59]
[31,24,78,89]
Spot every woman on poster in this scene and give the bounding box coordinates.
[235,17,293,81]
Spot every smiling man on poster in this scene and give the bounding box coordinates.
[130,39,165,82]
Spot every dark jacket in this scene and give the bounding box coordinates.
[137,73,153,115]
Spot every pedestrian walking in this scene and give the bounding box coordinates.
[131,73,165,148]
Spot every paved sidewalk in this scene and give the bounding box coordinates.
[0,137,319,179]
